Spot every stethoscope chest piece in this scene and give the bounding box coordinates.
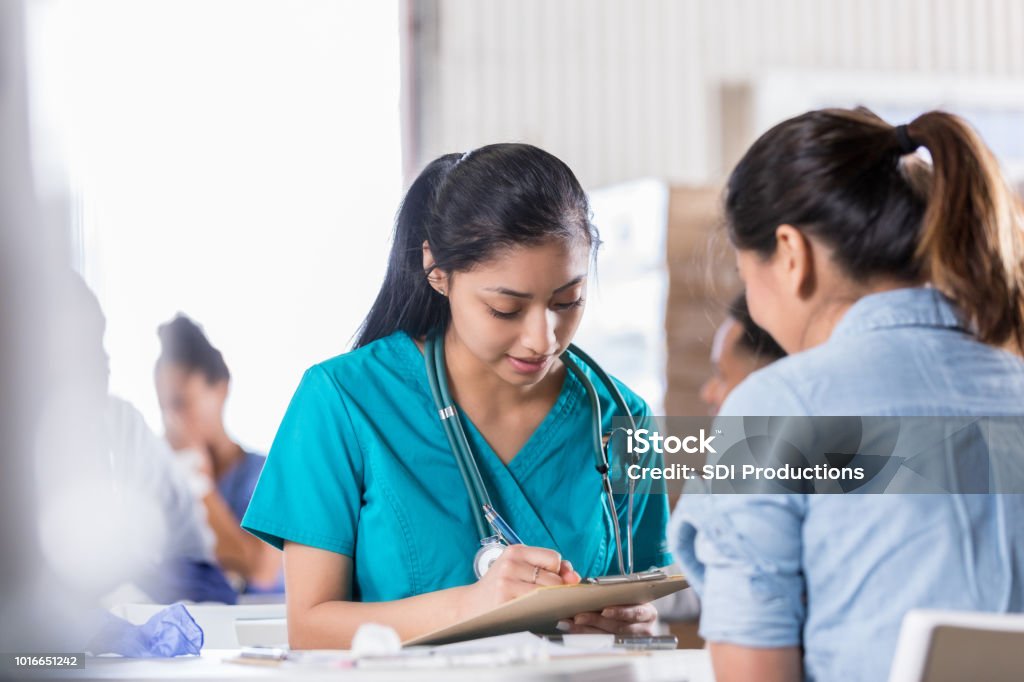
[473,535,507,578]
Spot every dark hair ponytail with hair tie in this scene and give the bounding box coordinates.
[726,106,1024,353]
[894,124,921,155]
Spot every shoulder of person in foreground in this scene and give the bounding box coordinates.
[104,395,214,561]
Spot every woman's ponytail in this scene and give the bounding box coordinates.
[726,106,1024,354]
[908,112,1024,353]
[354,153,461,348]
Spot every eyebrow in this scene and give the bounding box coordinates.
[485,275,586,299]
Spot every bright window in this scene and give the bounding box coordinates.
[29,0,403,451]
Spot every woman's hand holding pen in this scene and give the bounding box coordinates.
[458,544,580,619]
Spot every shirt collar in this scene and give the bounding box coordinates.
[829,287,966,340]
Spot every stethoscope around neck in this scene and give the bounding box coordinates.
[423,330,640,579]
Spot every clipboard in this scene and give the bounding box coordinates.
[403,573,688,646]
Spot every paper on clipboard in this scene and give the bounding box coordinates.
[403,575,688,646]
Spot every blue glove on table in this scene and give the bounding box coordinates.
[88,603,203,657]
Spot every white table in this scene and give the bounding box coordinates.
[36,648,714,681]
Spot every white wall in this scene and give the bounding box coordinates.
[412,0,1024,188]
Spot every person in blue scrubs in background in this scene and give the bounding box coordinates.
[671,108,1024,682]
[242,143,672,647]
[155,314,283,594]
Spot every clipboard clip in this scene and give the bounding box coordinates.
[582,568,668,585]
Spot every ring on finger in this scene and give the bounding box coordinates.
[532,565,540,584]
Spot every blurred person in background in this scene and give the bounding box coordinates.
[40,271,235,606]
[699,292,786,415]
[655,288,782,622]
[656,291,786,624]
[155,314,283,594]
[671,108,1024,682]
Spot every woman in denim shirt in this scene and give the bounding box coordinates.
[671,108,1024,681]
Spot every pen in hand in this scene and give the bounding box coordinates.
[480,504,580,584]
[482,503,524,545]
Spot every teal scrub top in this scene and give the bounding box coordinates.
[242,331,672,602]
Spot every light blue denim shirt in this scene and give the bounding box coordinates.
[670,287,1024,682]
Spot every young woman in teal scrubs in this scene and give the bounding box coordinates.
[242,143,672,647]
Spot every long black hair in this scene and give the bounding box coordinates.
[726,107,1024,352]
[355,143,597,348]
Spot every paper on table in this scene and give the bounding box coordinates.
[428,631,549,653]
[426,631,629,659]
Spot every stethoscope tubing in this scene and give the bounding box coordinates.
[565,345,641,575]
[426,330,641,576]
[425,333,492,540]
